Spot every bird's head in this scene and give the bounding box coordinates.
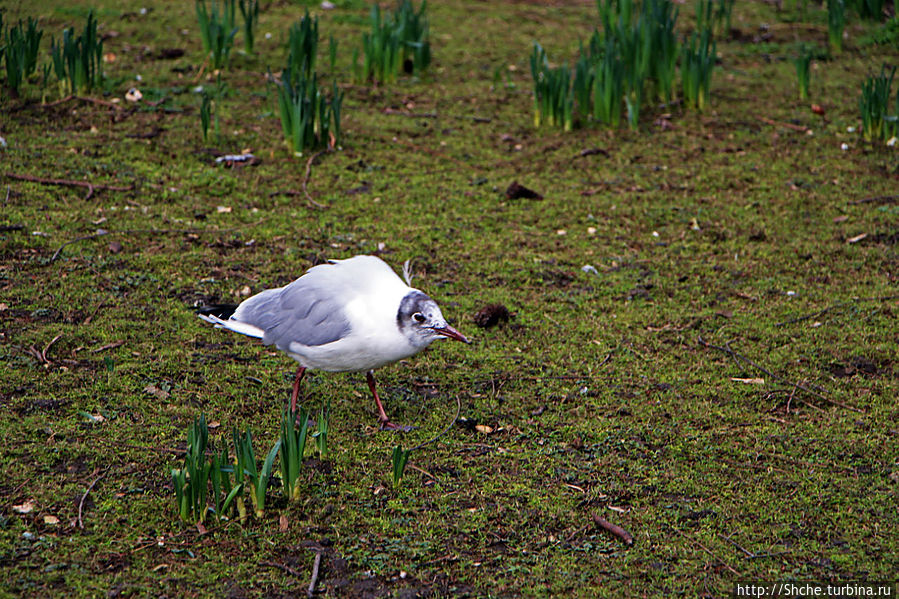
[397,291,470,348]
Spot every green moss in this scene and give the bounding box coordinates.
[1,0,898,596]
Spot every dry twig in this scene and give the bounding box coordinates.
[307,550,322,597]
[7,172,133,201]
[78,469,107,529]
[591,513,635,546]
[697,336,863,413]
[671,525,741,576]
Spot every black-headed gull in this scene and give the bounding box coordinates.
[198,255,470,430]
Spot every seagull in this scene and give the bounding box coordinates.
[198,255,470,430]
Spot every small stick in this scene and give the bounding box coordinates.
[51,229,109,262]
[261,560,303,577]
[78,469,107,529]
[698,336,862,413]
[7,172,132,200]
[756,116,808,132]
[671,525,740,576]
[718,533,756,558]
[591,513,634,546]
[411,394,462,451]
[307,550,322,597]
[848,194,899,205]
[301,150,330,210]
[42,334,63,362]
[42,95,122,110]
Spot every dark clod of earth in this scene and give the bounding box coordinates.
[473,303,511,328]
[505,180,543,200]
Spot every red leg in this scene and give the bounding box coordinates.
[366,370,390,423]
[290,366,306,413]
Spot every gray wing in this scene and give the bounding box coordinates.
[232,280,351,349]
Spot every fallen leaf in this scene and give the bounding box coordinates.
[847,233,867,244]
[216,206,232,213]
[731,377,765,385]
[43,515,60,525]
[144,384,170,400]
[475,424,494,434]
[13,501,34,514]
[833,215,848,223]
[152,564,169,572]
[811,104,825,115]
[196,522,208,535]
[279,514,288,532]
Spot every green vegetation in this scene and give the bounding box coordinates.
[196,0,237,69]
[286,11,319,85]
[49,10,103,95]
[859,64,897,143]
[2,17,43,96]
[1,0,898,596]
[237,0,258,54]
[680,27,716,111]
[793,45,814,100]
[391,445,412,488]
[827,0,846,53]
[357,0,430,84]
[280,406,310,501]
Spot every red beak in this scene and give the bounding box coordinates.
[434,324,471,344]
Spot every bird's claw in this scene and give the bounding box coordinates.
[379,420,415,433]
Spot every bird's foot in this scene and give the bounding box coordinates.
[379,419,415,433]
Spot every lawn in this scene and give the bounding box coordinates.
[1,0,897,597]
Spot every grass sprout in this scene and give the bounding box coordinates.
[529,43,573,130]
[859,64,896,143]
[233,428,280,518]
[3,17,43,96]
[238,0,258,54]
[680,27,716,111]
[196,0,237,69]
[286,11,318,85]
[172,414,212,524]
[280,406,310,501]
[827,0,846,54]
[793,45,813,101]
[391,445,412,488]
[357,0,430,84]
[49,10,103,97]
[275,71,343,155]
[312,400,330,459]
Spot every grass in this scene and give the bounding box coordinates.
[1,0,898,596]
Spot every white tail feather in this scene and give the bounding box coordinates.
[198,313,265,339]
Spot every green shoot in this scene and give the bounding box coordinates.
[329,34,337,74]
[680,27,716,111]
[286,11,319,85]
[391,445,412,487]
[233,428,280,518]
[49,10,104,97]
[200,92,212,142]
[312,400,330,460]
[172,414,212,524]
[280,406,310,501]
[238,0,258,54]
[827,0,846,54]
[3,17,43,96]
[793,46,813,101]
[859,64,896,143]
[196,0,237,69]
[358,0,430,84]
[274,70,342,155]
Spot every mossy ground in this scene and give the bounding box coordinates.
[1,0,898,597]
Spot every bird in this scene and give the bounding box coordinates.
[198,255,470,430]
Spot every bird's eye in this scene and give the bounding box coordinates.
[412,312,426,323]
